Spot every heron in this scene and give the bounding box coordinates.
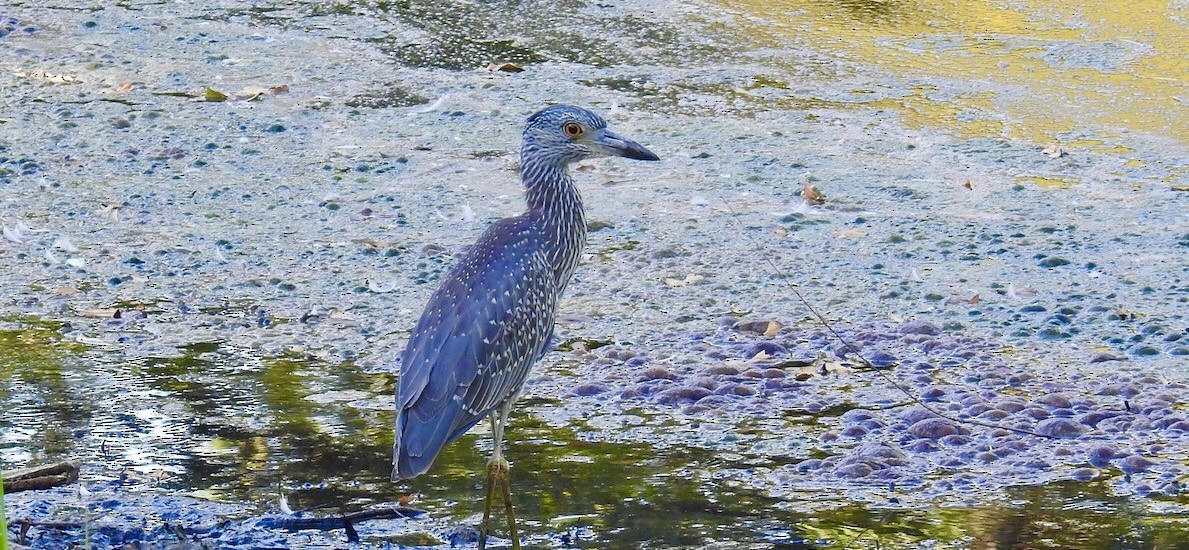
[392,104,659,547]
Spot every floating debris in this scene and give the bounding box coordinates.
[800,182,826,205]
[488,62,525,73]
[203,87,229,102]
[1042,144,1065,158]
[663,273,704,287]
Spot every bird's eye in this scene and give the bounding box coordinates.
[562,122,584,138]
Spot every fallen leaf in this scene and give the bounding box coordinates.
[79,308,120,318]
[800,182,826,205]
[663,273,704,287]
[326,309,360,327]
[1007,283,1037,300]
[946,293,980,305]
[53,236,79,253]
[268,85,289,94]
[203,87,228,102]
[365,278,397,293]
[749,350,773,362]
[2,224,23,243]
[15,69,80,84]
[56,286,80,295]
[237,86,268,101]
[963,180,973,190]
[115,81,134,93]
[100,203,121,221]
[488,62,524,73]
[733,319,781,336]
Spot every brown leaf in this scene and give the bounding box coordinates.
[488,62,524,73]
[947,293,980,305]
[733,319,780,336]
[800,182,826,205]
[268,85,290,94]
[963,180,973,190]
[55,286,80,295]
[115,81,134,94]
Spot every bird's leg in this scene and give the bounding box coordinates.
[494,400,521,549]
[479,411,500,550]
[478,402,521,549]
[499,461,520,549]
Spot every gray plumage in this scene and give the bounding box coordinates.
[393,105,659,479]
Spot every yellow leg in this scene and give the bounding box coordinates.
[478,403,521,549]
[499,463,521,549]
[479,457,498,550]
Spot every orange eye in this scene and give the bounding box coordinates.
[562,122,584,138]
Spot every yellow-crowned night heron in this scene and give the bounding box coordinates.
[392,105,658,547]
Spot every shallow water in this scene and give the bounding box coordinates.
[2,0,1187,548]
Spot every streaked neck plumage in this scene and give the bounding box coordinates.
[520,146,587,291]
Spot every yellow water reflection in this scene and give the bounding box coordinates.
[728,0,1188,144]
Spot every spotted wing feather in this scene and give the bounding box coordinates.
[393,217,558,479]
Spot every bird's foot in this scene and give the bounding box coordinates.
[486,456,510,476]
[479,456,519,550]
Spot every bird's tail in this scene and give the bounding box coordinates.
[392,398,470,480]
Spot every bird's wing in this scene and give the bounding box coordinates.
[394,218,558,476]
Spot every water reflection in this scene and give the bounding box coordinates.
[2,323,1188,546]
[0,318,92,461]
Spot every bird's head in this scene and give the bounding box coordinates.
[522,104,659,165]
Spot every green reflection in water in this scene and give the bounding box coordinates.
[3,331,1187,547]
[398,416,1189,548]
[0,317,91,460]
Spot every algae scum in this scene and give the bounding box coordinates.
[2,0,1188,548]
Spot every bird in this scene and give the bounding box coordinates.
[392,104,658,547]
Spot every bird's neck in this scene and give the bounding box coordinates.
[520,155,587,288]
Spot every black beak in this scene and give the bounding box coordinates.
[598,129,660,161]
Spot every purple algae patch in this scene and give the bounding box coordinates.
[1035,418,1086,438]
[570,383,606,396]
[907,439,940,453]
[840,426,869,438]
[863,350,898,367]
[897,320,941,335]
[1035,393,1072,408]
[703,364,740,375]
[1086,445,1117,467]
[637,367,678,381]
[909,418,961,439]
[920,386,946,401]
[833,462,874,478]
[899,405,939,424]
[655,385,712,404]
[1117,455,1155,474]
